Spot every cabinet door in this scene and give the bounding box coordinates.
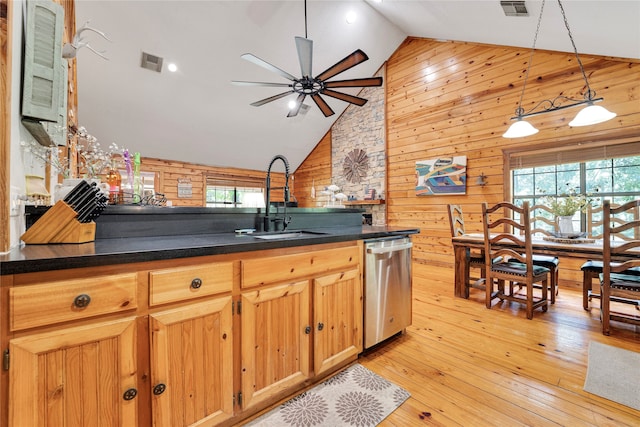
[9,317,138,427]
[150,297,233,427]
[313,268,363,375]
[241,281,311,410]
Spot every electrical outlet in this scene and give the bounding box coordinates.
[10,186,25,217]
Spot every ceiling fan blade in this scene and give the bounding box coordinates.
[321,89,368,106]
[250,90,294,107]
[295,36,313,78]
[241,53,297,81]
[232,81,293,88]
[287,93,306,118]
[315,49,369,82]
[311,94,335,117]
[324,77,383,88]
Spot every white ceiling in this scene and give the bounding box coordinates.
[74,1,640,173]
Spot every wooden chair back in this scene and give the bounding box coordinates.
[447,204,466,237]
[482,201,549,318]
[530,204,557,236]
[600,199,640,334]
[588,202,639,240]
[482,201,534,276]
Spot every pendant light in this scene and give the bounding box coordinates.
[503,0,616,138]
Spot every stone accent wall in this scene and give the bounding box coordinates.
[330,66,386,224]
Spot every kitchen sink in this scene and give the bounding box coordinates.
[252,231,328,240]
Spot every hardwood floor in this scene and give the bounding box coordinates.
[360,263,640,426]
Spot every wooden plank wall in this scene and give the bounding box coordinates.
[137,157,283,207]
[295,37,640,287]
[0,0,11,253]
[293,131,332,208]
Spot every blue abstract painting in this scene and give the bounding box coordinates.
[415,156,467,195]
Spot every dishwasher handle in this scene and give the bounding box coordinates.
[366,242,413,254]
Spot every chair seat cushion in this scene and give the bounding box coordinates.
[582,260,640,275]
[600,273,640,292]
[508,256,558,268]
[532,254,559,267]
[493,262,549,277]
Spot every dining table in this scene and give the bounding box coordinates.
[451,233,637,304]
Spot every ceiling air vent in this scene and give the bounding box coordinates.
[141,52,163,72]
[500,1,528,16]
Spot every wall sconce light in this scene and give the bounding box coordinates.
[502,0,616,138]
[476,173,488,186]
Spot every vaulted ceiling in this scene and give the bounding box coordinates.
[74,1,640,172]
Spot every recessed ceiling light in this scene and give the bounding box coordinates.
[346,11,357,24]
[288,100,297,110]
[167,63,178,72]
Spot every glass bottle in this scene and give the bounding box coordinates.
[106,160,122,204]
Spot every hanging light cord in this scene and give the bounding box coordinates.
[515,0,546,117]
[557,0,594,99]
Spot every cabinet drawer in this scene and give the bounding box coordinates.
[149,262,233,306]
[10,273,138,331]
[242,245,360,288]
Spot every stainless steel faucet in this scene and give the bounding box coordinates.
[263,154,291,232]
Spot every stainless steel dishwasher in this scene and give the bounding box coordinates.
[364,235,413,348]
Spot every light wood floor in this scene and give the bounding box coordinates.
[360,263,640,426]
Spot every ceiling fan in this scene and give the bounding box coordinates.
[231,0,383,118]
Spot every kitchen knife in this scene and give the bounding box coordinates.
[63,180,91,205]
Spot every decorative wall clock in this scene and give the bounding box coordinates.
[343,148,369,183]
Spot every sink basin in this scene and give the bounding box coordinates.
[253,231,328,240]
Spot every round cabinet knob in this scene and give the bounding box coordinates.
[153,383,166,395]
[317,322,324,331]
[73,294,91,309]
[190,278,202,289]
[304,326,311,334]
[122,388,138,401]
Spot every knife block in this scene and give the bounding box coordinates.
[21,201,96,244]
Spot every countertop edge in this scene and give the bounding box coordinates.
[1,226,420,275]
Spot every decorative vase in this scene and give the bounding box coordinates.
[557,215,575,234]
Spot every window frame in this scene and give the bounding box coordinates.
[506,140,640,233]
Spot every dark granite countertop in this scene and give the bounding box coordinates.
[0,226,419,275]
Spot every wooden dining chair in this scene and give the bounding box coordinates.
[600,199,640,335]
[582,203,640,309]
[482,201,549,319]
[447,204,485,298]
[529,204,560,304]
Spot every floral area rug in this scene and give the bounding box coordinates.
[245,364,410,427]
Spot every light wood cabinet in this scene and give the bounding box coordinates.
[2,241,363,426]
[240,280,311,411]
[313,268,363,376]
[9,317,138,427]
[9,273,138,331]
[150,297,234,426]
[239,244,363,412]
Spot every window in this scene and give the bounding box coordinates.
[205,177,264,208]
[510,142,640,233]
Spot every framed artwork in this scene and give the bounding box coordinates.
[415,156,467,195]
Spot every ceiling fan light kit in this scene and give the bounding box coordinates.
[232,0,382,118]
[502,0,616,138]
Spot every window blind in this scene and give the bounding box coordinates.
[205,176,264,188]
[508,141,640,170]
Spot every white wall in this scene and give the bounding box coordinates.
[7,0,50,251]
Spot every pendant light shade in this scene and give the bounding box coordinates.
[569,104,617,127]
[502,0,616,138]
[503,119,539,138]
